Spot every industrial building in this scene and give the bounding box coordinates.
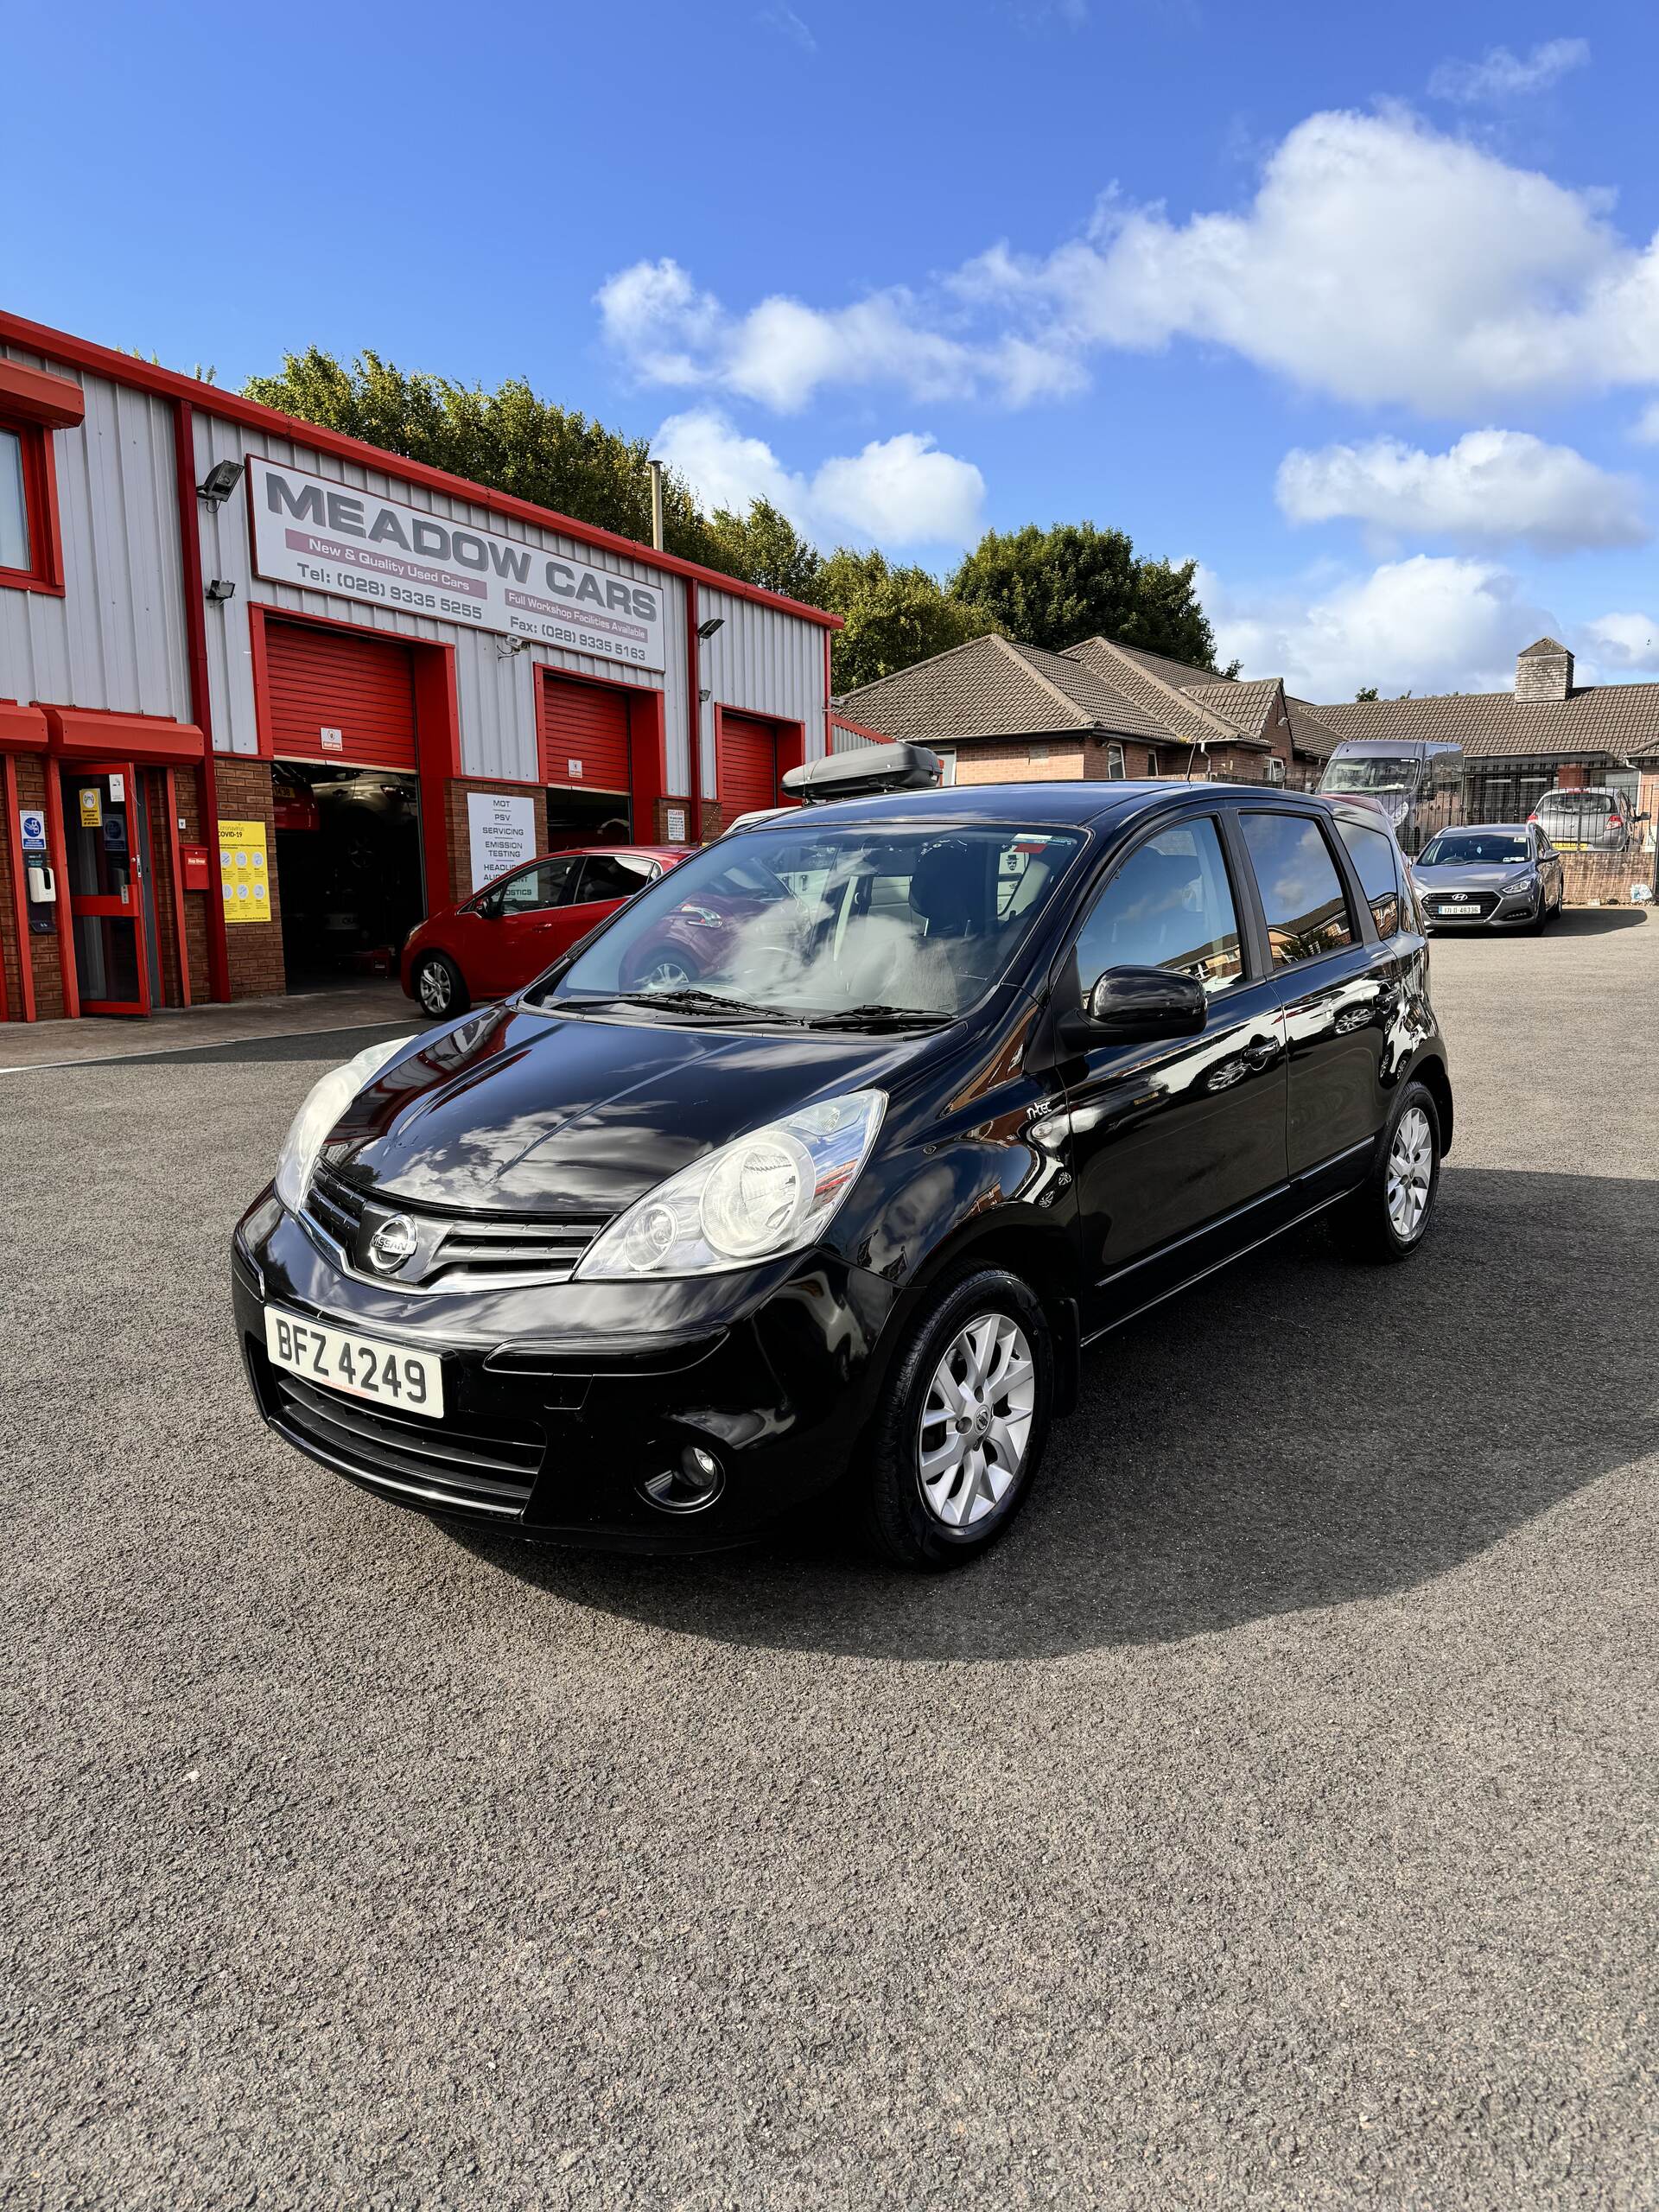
[0,310,839,1023]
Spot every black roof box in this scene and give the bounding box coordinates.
[782,742,943,803]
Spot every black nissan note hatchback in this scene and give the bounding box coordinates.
[233,757,1452,1568]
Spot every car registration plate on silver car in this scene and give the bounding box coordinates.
[264,1306,444,1419]
[1440,902,1480,915]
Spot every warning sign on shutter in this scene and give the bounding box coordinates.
[320,727,344,752]
[567,758,583,778]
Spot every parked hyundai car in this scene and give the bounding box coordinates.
[237,748,1452,1570]
[1529,786,1635,853]
[1412,823,1564,933]
[400,845,686,1015]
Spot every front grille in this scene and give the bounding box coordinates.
[261,1354,543,1518]
[1428,890,1499,918]
[302,1162,609,1289]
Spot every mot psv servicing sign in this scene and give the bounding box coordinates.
[247,457,667,671]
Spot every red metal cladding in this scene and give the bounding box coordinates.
[264,620,418,770]
[541,676,631,792]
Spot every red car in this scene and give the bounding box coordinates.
[401,845,687,1017]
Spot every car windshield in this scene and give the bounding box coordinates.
[530,819,1085,1020]
[1321,756,1421,794]
[1420,832,1529,865]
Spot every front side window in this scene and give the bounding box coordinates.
[539,821,1084,1020]
[1338,820,1403,936]
[494,856,579,913]
[0,428,29,572]
[1241,812,1357,968]
[1073,818,1245,1003]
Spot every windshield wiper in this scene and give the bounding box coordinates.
[800,1003,954,1032]
[560,988,808,1025]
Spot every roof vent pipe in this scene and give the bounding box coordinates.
[648,459,665,553]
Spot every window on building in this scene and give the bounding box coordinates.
[934,749,957,786]
[1146,749,1160,777]
[1240,812,1357,968]
[1073,818,1246,1003]
[1337,819,1402,938]
[1266,757,1286,786]
[1105,743,1126,779]
[0,416,60,591]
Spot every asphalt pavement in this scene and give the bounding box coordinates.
[3,910,1656,2209]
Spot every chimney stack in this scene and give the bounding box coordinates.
[1516,636,1573,702]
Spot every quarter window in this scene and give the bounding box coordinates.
[1073,818,1246,1003]
[1241,812,1357,967]
[1337,819,1402,938]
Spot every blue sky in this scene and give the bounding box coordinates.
[9,0,1659,701]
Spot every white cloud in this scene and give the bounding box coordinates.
[1275,429,1647,552]
[1630,401,1659,444]
[597,108,1659,416]
[1203,555,1556,701]
[757,4,816,54]
[652,408,985,550]
[1428,38,1589,105]
[1580,611,1659,674]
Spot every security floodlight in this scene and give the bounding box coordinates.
[696,616,724,640]
[205,578,236,603]
[198,460,244,508]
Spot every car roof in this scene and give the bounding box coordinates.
[549,843,683,859]
[734,778,1323,833]
[1427,822,1532,835]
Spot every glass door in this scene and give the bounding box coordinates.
[62,762,153,1016]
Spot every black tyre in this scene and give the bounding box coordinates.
[414,950,469,1019]
[1332,1079,1441,1264]
[861,1265,1054,1570]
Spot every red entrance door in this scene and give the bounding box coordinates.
[62,761,153,1015]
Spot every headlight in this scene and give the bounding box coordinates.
[1499,874,1537,899]
[575,1089,887,1280]
[274,1035,415,1213]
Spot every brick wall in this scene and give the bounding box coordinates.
[647,796,696,847]
[0,760,27,1020]
[442,779,550,903]
[956,739,1087,785]
[143,766,211,1007]
[10,755,67,1020]
[213,757,286,1001]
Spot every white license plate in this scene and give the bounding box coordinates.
[1439,903,1480,915]
[264,1306,444,1419]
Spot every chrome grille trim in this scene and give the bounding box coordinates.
[299,1164,609,1294]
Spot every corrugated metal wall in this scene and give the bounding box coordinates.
[830,719,883,754]
[696,583,829,802]
[0,351,191,721]
[192,411,693,788]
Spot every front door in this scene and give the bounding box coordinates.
[62,762,154,1016]
[1058,812,1290,1331]
[461,854,585,998]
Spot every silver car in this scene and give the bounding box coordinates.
[1411,823,1564,934]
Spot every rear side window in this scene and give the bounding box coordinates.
[1073,818,1246,1002]
[1337,820,1402,938]
[578,853,658,902]
[1240,813,1357,968]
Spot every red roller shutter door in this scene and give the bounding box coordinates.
[719,713,779,817]
[543,677,631,792]
[264,620,417,768]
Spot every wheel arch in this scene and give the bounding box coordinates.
[1411,1052,1454,1158]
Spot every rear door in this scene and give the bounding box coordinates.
[1236,806,1398,1203]
[1058,810,1290,1330]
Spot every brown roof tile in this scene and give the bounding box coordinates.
[838,632,1173,745]
[1313,683,1659,763]
[1283,695,1345,760]
[1062,637,1256,747]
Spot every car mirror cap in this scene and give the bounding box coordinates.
[1085,965,1207,1041]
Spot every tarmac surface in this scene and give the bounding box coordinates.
[3,909,1656,2208]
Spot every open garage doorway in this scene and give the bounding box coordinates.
[273,760,424,986]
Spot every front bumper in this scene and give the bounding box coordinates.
[1420,891,1540,931]
[233,1193,901,1552]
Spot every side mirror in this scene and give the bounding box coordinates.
[1078,965,1207,1043]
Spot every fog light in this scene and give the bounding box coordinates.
[639,1444,726,1515]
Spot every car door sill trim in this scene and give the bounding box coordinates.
[1082,1188,1348,1347]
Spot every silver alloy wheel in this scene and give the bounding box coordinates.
[417,958,453,1015]
[642,957,693,988]
[1386,1105,1433,1240]
[917,1312,1036,1529]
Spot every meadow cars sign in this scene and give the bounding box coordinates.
[247,457,667,670]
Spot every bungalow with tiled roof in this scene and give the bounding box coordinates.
[833,632,1339,790]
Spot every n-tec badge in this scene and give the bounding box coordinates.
[367,1214,418,1274]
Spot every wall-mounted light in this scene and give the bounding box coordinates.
[698,686,712,702]
[696,616,724,640]
[198,460,244,508]
[205,578,236,603]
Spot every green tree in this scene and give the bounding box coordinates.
[701,499,823,603]
[1354,684,1380,702]
[242,347,721,564]
[816,549,1001,693]
[949,521,1220,667]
